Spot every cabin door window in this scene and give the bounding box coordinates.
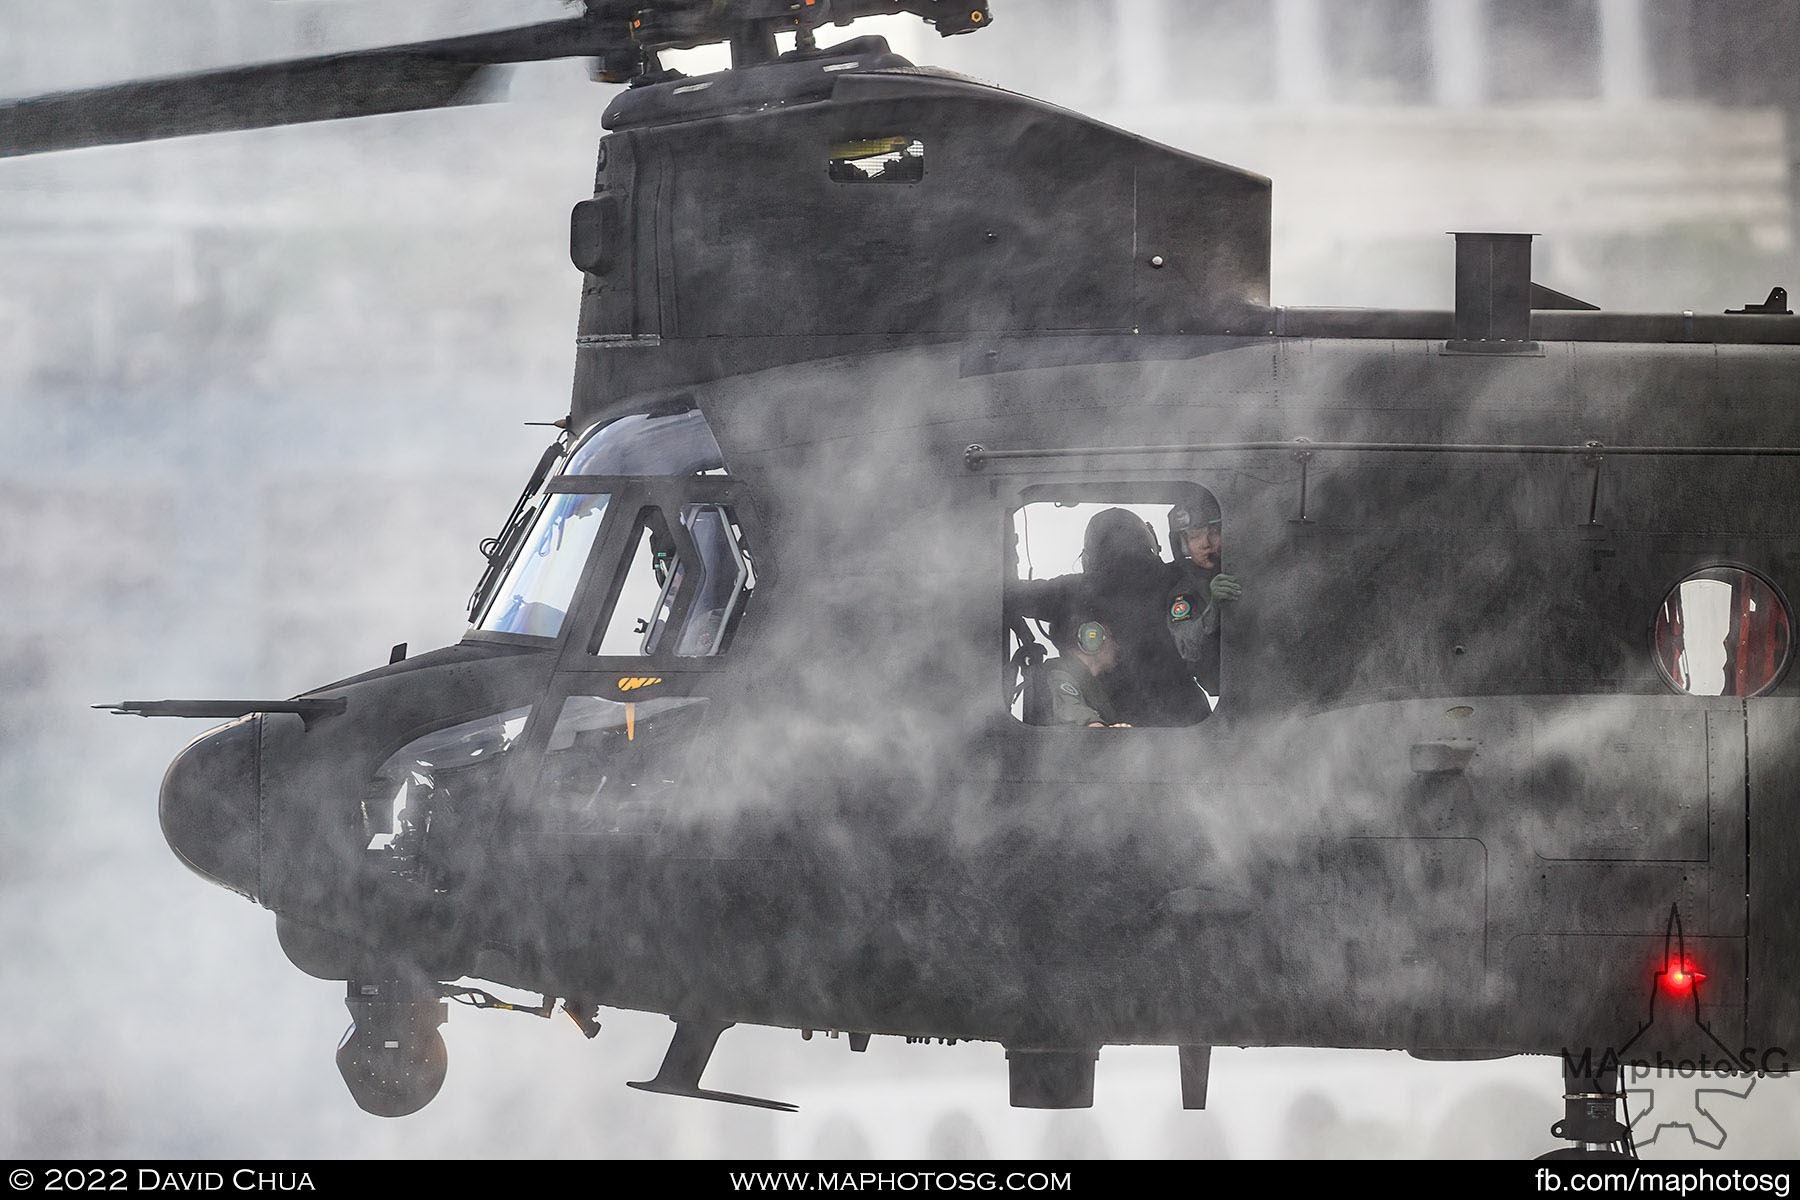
[1004,485,1224,728]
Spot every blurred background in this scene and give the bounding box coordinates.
[2,0,1797,1160]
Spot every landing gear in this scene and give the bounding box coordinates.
[628,1017,797,1111]
[1537,1059,1635,1160]
[334,980,449,1117]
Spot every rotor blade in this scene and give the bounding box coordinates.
[0,16,626,158]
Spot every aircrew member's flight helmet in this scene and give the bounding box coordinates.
[1168,495,1222,556]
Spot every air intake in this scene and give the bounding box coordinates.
[1448,231,1539,353]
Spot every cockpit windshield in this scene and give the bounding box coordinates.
[477,492,610,637]
[471,405,732,637]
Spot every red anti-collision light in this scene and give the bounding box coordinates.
[1661,957,1706,995]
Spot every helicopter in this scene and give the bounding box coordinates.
[7,0,1800,1158]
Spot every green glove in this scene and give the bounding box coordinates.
[1208,573,1241,604]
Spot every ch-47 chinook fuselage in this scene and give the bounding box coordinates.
[145,38,1800,1136]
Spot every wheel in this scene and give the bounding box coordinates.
[334,1020,448,1117]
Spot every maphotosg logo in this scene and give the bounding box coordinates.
[1562,906,1791,1152]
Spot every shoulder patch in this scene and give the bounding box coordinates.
[1169,595,1194,621]
[1057,680,1081,698]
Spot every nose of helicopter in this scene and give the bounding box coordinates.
[159,717,262,902]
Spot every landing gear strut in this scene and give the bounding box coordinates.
[334,979,449,1117]
[1538,1059,1635,1160]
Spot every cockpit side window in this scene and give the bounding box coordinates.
[674,503,756,656]
[590,502,757,658]
[594,509,686,656]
